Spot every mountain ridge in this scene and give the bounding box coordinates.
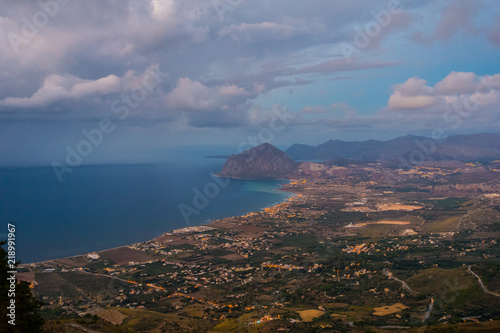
[286,133,500,162]
[217,133,500,179]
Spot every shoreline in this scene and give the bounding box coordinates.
[180,181,298,230]
[22,179,298,267]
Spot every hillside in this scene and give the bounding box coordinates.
[217,143,299,178]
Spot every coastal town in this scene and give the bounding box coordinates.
[4,0,500,332]
[17,159,500,332]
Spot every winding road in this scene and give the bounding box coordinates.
[382,268,434,322]
[468,265,500,297]
[382,268,417,293]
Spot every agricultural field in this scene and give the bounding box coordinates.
[19,161,500,332]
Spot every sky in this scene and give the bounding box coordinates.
[1,0,500,166]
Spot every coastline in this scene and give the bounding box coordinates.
[21,159,500,331]
[21,179,298,267]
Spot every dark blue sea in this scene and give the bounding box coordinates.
[0,149,292,263]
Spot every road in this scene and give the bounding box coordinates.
[382,268,417,293]
[423,297,434,322]
[468,265,500,297]
[382,269,434,322]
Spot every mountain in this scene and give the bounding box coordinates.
[218,143,299,178]
[286,133,500,162]
[217,133,500,179]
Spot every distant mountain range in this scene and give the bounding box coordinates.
[286,133,500,162]
[218,133,500,179]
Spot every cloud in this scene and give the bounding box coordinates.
[0,0,411,124]
[487,14,500,47]
[344,10,414,50]
[166,78,215,110]
[301,102,354,114]
[434,71,478,95]
[434,72,500,96]
[219,19,324,42]
[219,22,295,42]
[0,74,120,108]
[296,59,400,75]
[0,0,498,134]
[388,71,500,110]
[412,0,481,44]
[1,0,500,166]
[387,77,435,109]
[301,106,328,114]
[388,92,436,109]
[178,102,296,129]
[165,78,252,111]
[0,66,162,109]
[151,0,175,21]
[219,84,249,96]
[391,77,433,96]
[434,0,480,40]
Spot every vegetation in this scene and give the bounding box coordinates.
[0,240,44,332]
[20,160,500,331]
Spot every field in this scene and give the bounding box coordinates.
[372,303,409,316]
[99,246,154,264]
[351,220,411,227]
[296,309,325,322]
[31,160,500,332]
[35,271,122,298]
[377,203,424,211]
[422,216,460,233]
[88,309,128,325]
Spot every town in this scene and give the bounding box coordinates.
[18,160,500,332]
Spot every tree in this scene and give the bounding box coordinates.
[1,240,44,332]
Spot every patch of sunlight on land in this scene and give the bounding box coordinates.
[348,220,411,227]
[375,220,411,225]
[378,204,423,211]
[423,216,460,233]
[89,308,128,325]
[297,309,325,322]
[212,319,241,331]
[330,313,347,318]
[373,303,409,316]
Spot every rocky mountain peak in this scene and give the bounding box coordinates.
[218,143,299,179]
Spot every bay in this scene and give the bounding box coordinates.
[0,151,292,263]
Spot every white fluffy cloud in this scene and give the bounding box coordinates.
[0,66,161,109]
[434,71,478,95]
[388,71,500,110]
[388,77,435,109]
[166,78,251,111]
[0,74,120,108]
[388,92,436,109]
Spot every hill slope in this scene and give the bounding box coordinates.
[218,143,299,178]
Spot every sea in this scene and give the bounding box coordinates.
[0,148,293,263]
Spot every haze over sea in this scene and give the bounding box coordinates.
[0,147,292,263]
